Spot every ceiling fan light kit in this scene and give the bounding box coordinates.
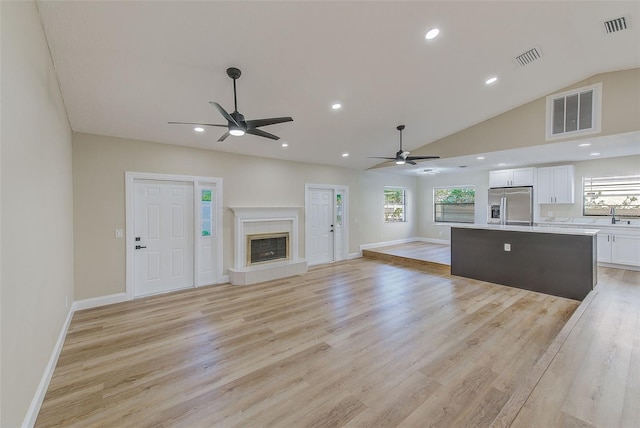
[169,67,293,142]
[370,125,439,166]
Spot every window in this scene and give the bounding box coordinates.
[546,83,601,141]
[201,189,213,236]
[583,175,640,217]
[384,187,406,222]
[434,186,475,223]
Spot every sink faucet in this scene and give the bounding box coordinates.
[610,206,618,224]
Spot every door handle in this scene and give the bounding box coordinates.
[135,245,147,249]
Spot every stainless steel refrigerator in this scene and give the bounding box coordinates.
[488,186,533,225]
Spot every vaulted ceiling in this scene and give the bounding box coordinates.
[37,1,640,171]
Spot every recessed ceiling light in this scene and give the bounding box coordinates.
[342,152,349,157]
[590,152,601,156]
[194,127,205,133]
[281,143,288,148]
[485,76,498,85]
[477,156,485,160]
[425,28,440,40]
[578,143,591,147]
[332,103,342,110]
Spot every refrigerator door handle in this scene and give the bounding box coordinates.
[501,197,506,225]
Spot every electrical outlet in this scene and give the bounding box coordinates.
[504,243,511,252]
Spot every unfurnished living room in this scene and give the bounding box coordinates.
[2,1,640,427]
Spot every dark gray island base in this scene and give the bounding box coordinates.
[451,225,598,301]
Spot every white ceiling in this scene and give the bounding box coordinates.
[36,1,640,172]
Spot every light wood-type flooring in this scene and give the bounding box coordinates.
[363,241,451,275]
[35,255,639,427]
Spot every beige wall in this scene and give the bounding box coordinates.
[0,2,75,426]
[410,68,640,159]
[72,133,418,300]
[418,155,640,241]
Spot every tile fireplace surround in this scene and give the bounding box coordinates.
[228,207,308,285]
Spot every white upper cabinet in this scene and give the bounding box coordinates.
[489,167,535,188]
[537,165,575,204]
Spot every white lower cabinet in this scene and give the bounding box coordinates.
[597,231,640,267]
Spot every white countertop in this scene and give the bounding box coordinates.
[536,220,640,230]
[451,223,600,236]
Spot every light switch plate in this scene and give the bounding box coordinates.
[115,229,123,239]
[504,243,511,252]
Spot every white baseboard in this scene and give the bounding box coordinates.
[359,237,418,252]
[22,305,75,428]
[359,237,450,252]
[598,261,640,272]
[415,237,450,246]
[347,252,362,260]
[72,292,128,311]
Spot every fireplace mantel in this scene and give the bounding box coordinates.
[228,206,307,285]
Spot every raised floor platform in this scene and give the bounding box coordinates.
[362,241,451,275]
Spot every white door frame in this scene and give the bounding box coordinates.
[125,172,224,299]
[305,183,349,265]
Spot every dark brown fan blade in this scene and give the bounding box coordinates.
[246,128,279,140]
[406,160,417,165]
[210,102,239,126]
[168,121,227,127]
[217,131,231,142]
[369,157,397,160]
[406,156,440,160]
[246,117,293,129]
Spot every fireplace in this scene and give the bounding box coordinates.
[247,233,289,265]
[228,206,307,285]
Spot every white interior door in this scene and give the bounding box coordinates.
[134,180,194,297]
[308,188,335,265]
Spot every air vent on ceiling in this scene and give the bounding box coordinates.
[603,16,629,34]
[513,47,542,67]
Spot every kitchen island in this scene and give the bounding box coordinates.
[451,224,599,300]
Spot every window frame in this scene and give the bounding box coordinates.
[383,187,407,223]
[583,174,640,218]
[433,185,476,224]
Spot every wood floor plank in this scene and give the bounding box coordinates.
[35,255,636,428]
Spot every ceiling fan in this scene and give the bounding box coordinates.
[370,125,440,165]
[169,67,293,142]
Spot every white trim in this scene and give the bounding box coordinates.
[417,237,451,245]
[359,237,451,253]
[125,172,224,300]
[72,293,128,311]
[359,237,418,251]
[305,183,349,265]
[545,82,602,141]
[598,261,640,272]
[22,306,74,428]
[348,252,362,260]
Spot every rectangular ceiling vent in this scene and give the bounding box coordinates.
[513,47,542,67]
[603,16,629,34]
